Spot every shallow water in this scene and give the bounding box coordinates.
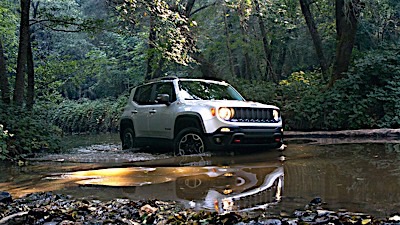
[1,134,400,218]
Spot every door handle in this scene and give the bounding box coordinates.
[149,109,157,114]
[131,110,138,114]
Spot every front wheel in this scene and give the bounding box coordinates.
[121,127,135,150]
[174,128,206,156]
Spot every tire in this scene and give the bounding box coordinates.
[174,127,206,156]
[121,127,135,150]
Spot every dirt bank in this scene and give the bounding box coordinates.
[285,128,400,138]
[285,128,400,145]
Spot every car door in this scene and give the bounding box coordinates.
[147,82,177,139]
[132,84,155,137]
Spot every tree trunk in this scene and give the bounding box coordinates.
[223,7,236,79]
[330,0,362,87]
[26,39,34,109]
[254,0,275,82]
[299,0,328,80]
[0,38,10,104]
[239,26,251,80]
[184,0,195,17]
[335,0,345,38]
[145,14,157,81]
[14,0,31,106]
[187,0,221,79]
[26,1,40,110]
[192,54,218,78]
[276,36,289,78]
[145,0,196,81]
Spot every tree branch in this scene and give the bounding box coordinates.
[29,18,108,33]
[190,2,217,17]
[30,18,83,26]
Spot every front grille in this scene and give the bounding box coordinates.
[230,108,279,123]
[221,173,284,212]
[232,179,279,210]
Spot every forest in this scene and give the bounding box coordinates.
[0,0,399,160]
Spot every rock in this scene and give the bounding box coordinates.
[140,204,158,216]
[301,212,317,222]
[262,218,282,225]
[317,209,335,216]
[310,197,322,205]
[389,215,400,222]
[0,191,12,203]
[0,191,398,225]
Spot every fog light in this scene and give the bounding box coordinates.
[223,189,233,195]
[220,128,231,132]
[215,137,222,143]
[275,137,281,142]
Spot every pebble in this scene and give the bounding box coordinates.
[0,192,12,204]
[0,192,397,225]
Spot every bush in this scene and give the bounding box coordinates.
[0,124,12,160]
[282,47,400,130]
[0,102,62,161]
[234,79,279,106]
[50,96,127,134]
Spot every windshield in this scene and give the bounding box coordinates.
[178,80,245,101]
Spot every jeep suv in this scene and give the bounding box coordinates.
[119,77,283,155]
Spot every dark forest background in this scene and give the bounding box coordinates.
[0,0,399,160]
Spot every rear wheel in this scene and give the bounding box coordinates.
[122,127,135,150]
[174,127,205,156]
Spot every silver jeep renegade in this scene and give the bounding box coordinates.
[119,77,283,155]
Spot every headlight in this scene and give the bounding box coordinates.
[218,107,235,120]
[273,109,280,121]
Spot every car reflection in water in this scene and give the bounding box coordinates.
[61,156,284,213]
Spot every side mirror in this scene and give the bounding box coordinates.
[156,94,170,105]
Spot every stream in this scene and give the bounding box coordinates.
[1,133,400,219]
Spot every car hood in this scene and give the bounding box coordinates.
[181,100,279,109]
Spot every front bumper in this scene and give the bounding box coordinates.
[205,126,283,150]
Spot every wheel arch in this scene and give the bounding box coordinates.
[174,114,205,137]
[119,118,134,140]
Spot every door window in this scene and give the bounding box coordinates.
[155,82,176,103]
[133,84,154,105]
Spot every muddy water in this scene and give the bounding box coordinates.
[1,135,400,218]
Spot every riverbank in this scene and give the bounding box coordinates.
[285,128,400,145]
[285,128,400,138]
[1,192,400,225]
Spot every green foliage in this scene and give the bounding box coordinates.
[87,34,147,98]
[234,79,278,106]
[1,0,399,143]
[35,33,145,100]
[116,0,197,66]
[277,71,325,130]
[31,0,104,33]
[0,0,18,73]
[0,103,62,161]
[0,124,12,160]
[282,47,400,130]
[358,0,400,48]
[50,97,127,134]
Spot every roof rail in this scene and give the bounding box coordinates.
[160,76,179,80]
[146,76,179,82]
[195,76,226,82]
